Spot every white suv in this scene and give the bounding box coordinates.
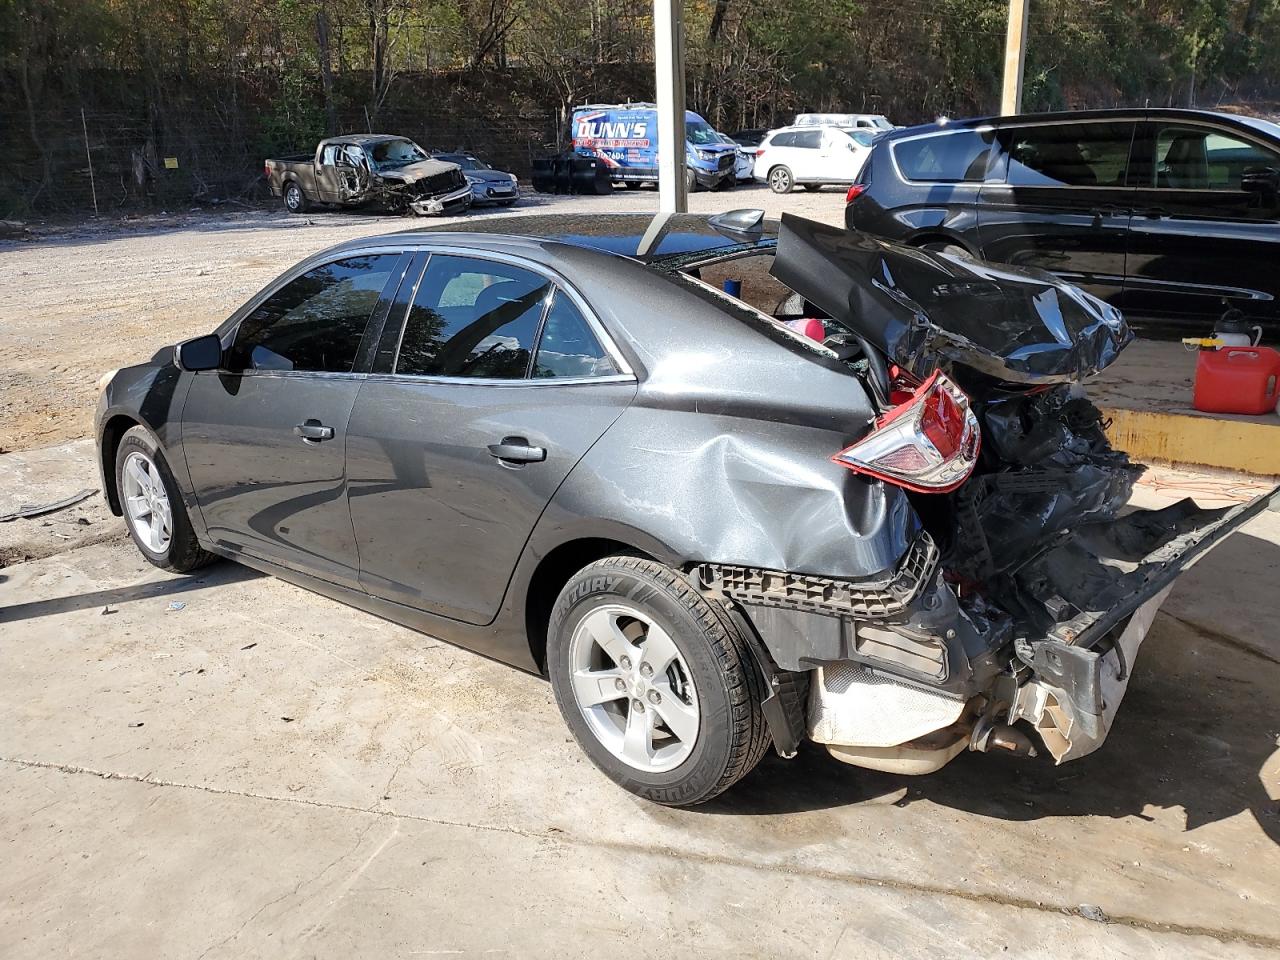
[795,113,895,132]
[753,125,874,194]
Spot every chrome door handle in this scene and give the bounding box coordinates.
[487,437,546,464]
[294,420,335,442]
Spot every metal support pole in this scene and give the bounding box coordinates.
[653,0,687,213]
[81,108,99,216]
[1000,0,1029,116]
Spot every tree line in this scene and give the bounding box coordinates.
[3,0,1278,212]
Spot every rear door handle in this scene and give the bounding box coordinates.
[294,419,335,442]
[487,437,546,464]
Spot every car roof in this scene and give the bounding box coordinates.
[879,107,1280,141]
[767,124,851,134]
[324,133,411,146]
[331,212,779,266]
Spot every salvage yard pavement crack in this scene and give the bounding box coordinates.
[4,754,1277,951]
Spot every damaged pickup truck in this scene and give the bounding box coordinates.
[94,210,1279,806]
[265,135,472,216]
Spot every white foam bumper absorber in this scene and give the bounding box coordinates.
[808,662,968,748]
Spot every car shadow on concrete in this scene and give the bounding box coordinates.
[0,561,261,625]
[701,532,1280,847]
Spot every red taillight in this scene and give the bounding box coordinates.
[845,183,867,204]
[832,371,980,493]
[264,162,271,178]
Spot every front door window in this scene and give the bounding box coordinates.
[229,255,399,373]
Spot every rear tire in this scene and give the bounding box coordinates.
[115,425,215,574]
[548,556,770,806]
[768,165,793,194]
[283,181,309,215]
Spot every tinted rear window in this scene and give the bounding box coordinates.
[893,130,995,182]
[397,255,551,379]
[1004,121,1134,187]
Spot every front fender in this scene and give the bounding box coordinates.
[96,360,196,518]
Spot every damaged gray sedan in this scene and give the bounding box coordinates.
[94,211,1279,805]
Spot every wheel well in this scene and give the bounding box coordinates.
[524,537,654,673]
[99,414,140,515]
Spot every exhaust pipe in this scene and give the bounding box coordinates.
[984,724,1038,758]
[970,712,1039,759]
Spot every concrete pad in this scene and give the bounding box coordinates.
[8,766,1272,960]
[0,438,124,565]
[3,519,1279,956]
[1089,339,1280,476]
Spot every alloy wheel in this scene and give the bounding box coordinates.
[567,603,700,772]
[121,450,172,554]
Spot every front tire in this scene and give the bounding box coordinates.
[548,556,770,806]
[283,181,309,215]
[768,165,793,194]
[115,425,215,573]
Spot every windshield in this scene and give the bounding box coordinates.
[369,139,429,169]
[442,155,489,171]
[686,121,723,146]
[849,131,875,147]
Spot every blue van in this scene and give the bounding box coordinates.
[571,103,739,190]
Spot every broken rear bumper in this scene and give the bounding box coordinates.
[713,484,1280,771]
[1003,484,1280,762]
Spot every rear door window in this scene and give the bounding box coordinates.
[893,129,996,182]
[1003,121,1135,187]
[532,292,617,379]
[229,254,399,373]
[1147,125,1280,190]
[794,130,822,150]
[396,254,552,379]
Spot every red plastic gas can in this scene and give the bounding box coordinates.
[1193,346,1280,415]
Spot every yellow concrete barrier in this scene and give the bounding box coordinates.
[1099,406,1280,477]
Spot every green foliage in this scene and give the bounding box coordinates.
[255,59,327,156]
[4,0,1280,212]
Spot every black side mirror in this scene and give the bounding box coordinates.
[1241,166,1279,196]
[175,333,223,372]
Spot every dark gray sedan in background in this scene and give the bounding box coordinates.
[95,211,1276,805]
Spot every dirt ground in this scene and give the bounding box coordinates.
[0,183,844,453]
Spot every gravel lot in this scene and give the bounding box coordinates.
[0,183,843,453]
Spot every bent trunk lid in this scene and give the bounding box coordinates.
[770,213,1133,385]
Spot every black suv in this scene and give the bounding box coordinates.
[845,108,1280,329]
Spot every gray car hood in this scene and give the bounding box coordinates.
[770,214,1133,385]
[388,158,461,183]
[464,168,514,183]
